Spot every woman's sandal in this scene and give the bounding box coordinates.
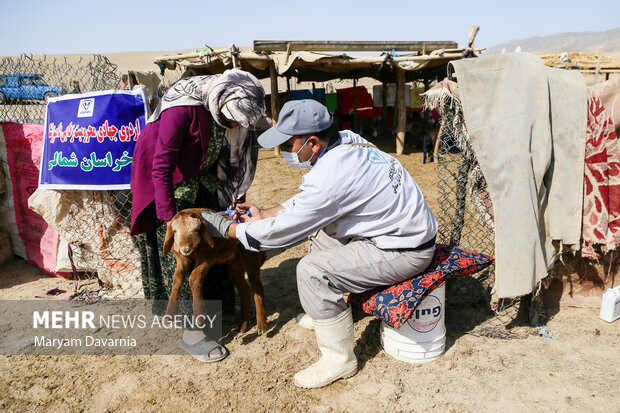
[177,337,229,363]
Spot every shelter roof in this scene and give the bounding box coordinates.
[536,52,620,71]
[154,43,482,83]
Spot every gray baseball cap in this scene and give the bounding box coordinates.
[258,99,333,148]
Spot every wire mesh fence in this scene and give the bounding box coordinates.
[0,55,143,299]
[26,188,143,299]
[436,132,494,303]
[0,56,209,301]
[0,54,121,124]
[431,84,535,339]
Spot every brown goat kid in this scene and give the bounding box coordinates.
[163,208,267,333]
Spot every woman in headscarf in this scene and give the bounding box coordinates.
[130,69,265,362]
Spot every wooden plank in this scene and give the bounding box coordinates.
[269,62,279,126]
[381,82,387,129]
[269,61,280,155]
[154,51,270,63]
[353,79,358,133]
[274,76,292,155]
[395,67,406,155]
[254,40,458,53]
[433,120,443,163]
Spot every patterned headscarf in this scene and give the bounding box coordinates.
[148,69,265,129]
[217,127,259,208]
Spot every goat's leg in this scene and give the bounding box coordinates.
[165,256,191,317]
[246,264,267,334]
[188,261,212,322]
[226,261,251,333]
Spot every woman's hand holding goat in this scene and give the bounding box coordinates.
[201,210,233,238]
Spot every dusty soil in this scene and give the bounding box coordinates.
[0,141,619,412]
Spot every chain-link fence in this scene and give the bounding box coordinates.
[0,55,144,299]
[0,54,121,124]
[429,83,535,339]
[0,56,222,301]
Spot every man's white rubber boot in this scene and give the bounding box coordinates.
[295,313,314,330]
[293,307,358,388]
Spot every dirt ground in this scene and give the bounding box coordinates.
[0,141,619,412]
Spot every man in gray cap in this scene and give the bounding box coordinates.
[202,99,437,388]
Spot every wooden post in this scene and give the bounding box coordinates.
[422,78,430,126]
[381,82,387,130]
[229,44,240,68]
[269,61,279,126]
[270,61,281,155]
[395,67,406,155]
[353,78,358,133]
[275,76,291,156]
[285,42,292,64]
[433,120,444,163]
[270,61,280,156]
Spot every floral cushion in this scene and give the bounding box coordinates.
[349,244,494,328]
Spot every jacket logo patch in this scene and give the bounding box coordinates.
[368,149,388,164]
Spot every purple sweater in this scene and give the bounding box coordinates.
[130,105,212,235]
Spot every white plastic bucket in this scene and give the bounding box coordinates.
[380,282,446,363]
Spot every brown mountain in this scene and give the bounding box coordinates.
[486,27,620,55]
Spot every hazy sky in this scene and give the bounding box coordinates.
[2,0,619,55]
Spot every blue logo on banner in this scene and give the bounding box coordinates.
[368,148,388,164]
[40,90,147,189]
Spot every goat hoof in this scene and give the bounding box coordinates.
[238,322,249,333]
[256,321,268,334]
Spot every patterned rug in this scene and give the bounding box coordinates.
[581,93,620,259]
[350,244,494,328]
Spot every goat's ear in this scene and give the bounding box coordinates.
[200,221,216,248]
[163,221,175,255]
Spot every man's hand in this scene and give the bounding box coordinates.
[201,210,232,238]
[231,203,263,222]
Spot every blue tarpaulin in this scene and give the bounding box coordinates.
[290,88,325,103]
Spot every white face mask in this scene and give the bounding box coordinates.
[282,138,316,169]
